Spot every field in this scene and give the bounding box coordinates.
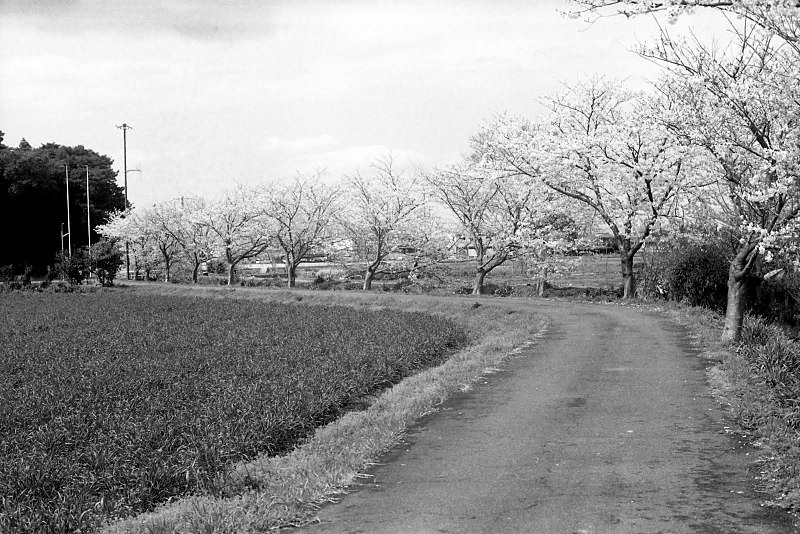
[0,292,467,533]
[215,254,627,297]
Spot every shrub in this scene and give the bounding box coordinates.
[54,249,91,286]
[0,264,32,288]
[640,240,730,311]
[740,316,800,415]
[90,239,123,287]
[0,264,13,285]
[487,283,513,297]
[43,280,75,293]
[746,265,800,328]
[310,278,342,290]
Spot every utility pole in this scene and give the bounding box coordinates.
[65,164,72,256]
[117,123,132,207]
[117,123,132,279]
[86,166,91,247]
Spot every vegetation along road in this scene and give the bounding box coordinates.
[295,300,797,533]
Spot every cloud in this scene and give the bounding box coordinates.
[0,0,277,41]
[279,145,427,178]
[263,134,338,153]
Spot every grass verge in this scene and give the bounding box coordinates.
[100,285,547,533]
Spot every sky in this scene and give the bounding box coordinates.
[0,0,729,207]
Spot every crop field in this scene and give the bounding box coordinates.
[0,292,467,533]
[429,254,625,293]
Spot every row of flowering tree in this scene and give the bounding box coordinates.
[98,179,340,287]
[424,156,581,295]
[97,163,444,289]
[96,153,589,295]
[97,78,718,298]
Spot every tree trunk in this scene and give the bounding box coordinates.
[363,267,376,290]
[537,265,548,297]
[721,271,747,344]
[620,252,635,299]
[163,257,171,283]
[473,268,487,295]
[537,279,546,297]
[191,262,200,283]
[227,263,236,285]
[721,246,756,344]
[287,264,296,288]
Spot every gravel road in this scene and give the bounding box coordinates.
[294,300,797,533]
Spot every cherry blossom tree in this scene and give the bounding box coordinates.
[646,25,800,341]
[200,185,273,285]
[425,157,571,295]
[154,197,214,283]
[263,174,341,288]
[340,154,431,290]
[571,1,800,341]
[568,0,800,52]
[476,80,700,298]
[98,207,180,282]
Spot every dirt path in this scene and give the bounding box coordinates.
[293,300,796,533]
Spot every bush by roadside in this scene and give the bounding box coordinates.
[639,240,730,311]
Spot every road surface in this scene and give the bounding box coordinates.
[293,300,796,533]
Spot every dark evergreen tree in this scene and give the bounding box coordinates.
[0,138,125,274]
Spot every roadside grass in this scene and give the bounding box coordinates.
[0,291,470,533]
[662,303,800,515]
[100,284,546,533]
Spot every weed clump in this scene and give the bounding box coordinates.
[723,316,800,512]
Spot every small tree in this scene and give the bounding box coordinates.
[167,197,214,283]
[90,238,123,286]
[264,174,341,288]
[98,207,179,282]
[426,158,568,295]
[54,249,90,285]
[201,185,273,285]
[645,21,800,342]
[341,154,429,290]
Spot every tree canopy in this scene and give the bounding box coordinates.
[0,137,125,274]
